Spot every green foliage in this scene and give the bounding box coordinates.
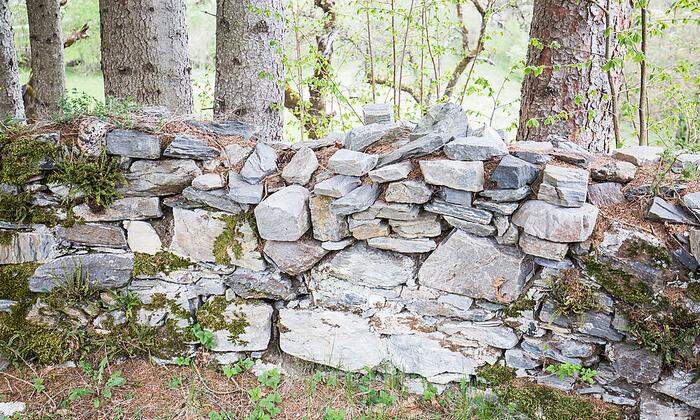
[0,230,14,246]
[248,368,283,419]
[0,191,58,225]
[0,136,57,186]
[687,282,700,302]
[323,408,346,420]
[48,152,125,210]
[502,294,536,318]
[545,362,598,385]
[132,251,191,277]
[585,258,653,305]
[196,296,249,344]
[212,213,257,265]
[67,357,128,409]
[43,262,98,309]
[549,269,602,317]
[223,358,254,379]
[191,323,215,350]
[56,91,141,127]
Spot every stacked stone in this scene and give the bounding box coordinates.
[1,106,699,417]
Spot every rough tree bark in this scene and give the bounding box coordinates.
[215,0,284,143]
[517,0,631,152]
[25,0,65,120]
[0,1,25,121]
[99,0,193,114]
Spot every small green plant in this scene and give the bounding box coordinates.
[0,136,57,186]
[323,408,346,420]
[247,368,283,419]
[258,369,281,389]
[168,375,183,390]
[223,358,254,379]
[65,356,127,408]
[175,356,190,366]
[192,323,215,350]
[56,91,141,126]
[45,262,97,308]
[681,162,699,181]
[545,362,598,385]
[32,376,46,393]
[422,379,438,401]
[132,252,191,277]
[48,152,125,210]
[0,191,58,225]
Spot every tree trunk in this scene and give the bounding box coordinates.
[0,1,25,121]
[214,0,284,143]
[26,0,65,121]
[99,0,193,114]
[517,0,631,152]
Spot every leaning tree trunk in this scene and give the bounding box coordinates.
[99,0,193,114]
[0,1,25,121]
[214,0,285,143]
[26,0,65,121]
[517,0,631,152]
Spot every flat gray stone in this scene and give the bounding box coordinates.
[366,236,436,253]
[590,160,637,183]
[490,155,540,189]
[331,184,381,216]
[223,144,253,167]
[436,187,472,206]
[121,159,201,197]
[683,192,700,218]
[479,186,531,202]
[56,224,127,248]
[73,197,162,221]
[207,300,272,352]
[444,136,508,161]
[29,253,134,292]
[254,185,311,241]
[188,120,257,139]
[106,129,161,159]
[646,197,697,225]
[418,230,533,303]
[608,343,662,384]
[420,160,484,192]
[512,200,599,243]
[0,300,17,313]
[349,218,390,240]
[192,173,225,191]
[588,183,625,207]
[652,370,700,409]
[321,239,354,251]
[309,195,350,242]
[384,180,432,204]
[511,141,553,164]
[314,175,362,198]
[474,200,519,215]
[241,143,278,183]
[412,103,469,139]
[639,389,698,420]
[328,149,378,176]
[505,348,541,370]
[183,186,244,213]
[377,133,452,167]
[613,146,663,166]
[0,229,55,264]
[389,214,441,238]
[443,216,496,237]
[424,200,492,224]
[344,122,405,151]
[123,221,161,254]
[263,239,328,275]
[164,135,219,160]
[518,233,568,261]
[370,201,420,221]
[282,147,318,185]
[225,268,303,301]
[538,165,589,208]
[228,173,264,204]
[363,103,394,125]
[438,321,519,349]
[368,161,412,183]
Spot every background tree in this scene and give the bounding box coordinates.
[0,1,24,121]
[215,0,285,143]
[517,0,631,152]
[99,0,193,114]
[24,0,65,120]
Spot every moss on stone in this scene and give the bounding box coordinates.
[0,191,59,225]
[0,230,14,246]
[0,263,39,340]
[549,269,602,317]
[196,296,249,342]
[585,258,653,305]
[143,293,192,321]
[502,295,536,318]
[0,136,57,186]
[686,283,700,302]
[212,212,256,265]
[133,252,191,277]
[624,239,672,269]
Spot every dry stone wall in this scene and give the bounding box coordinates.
[1,104,699,418]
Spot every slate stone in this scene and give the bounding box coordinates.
[418,230,533,303]
[255,185,311,241]
[368,161,413,183]
[227,173,264,204]
[188,120,257,139]
[389,214,441,238]
[474,200,519,216]
[652,370,700,409]
[384,180,432,204]
[577,311,623,341]
[0,300,17,313]
[321,239,354,251]
[263,239,328,275]
[443,216,496,237]
[411,102,469,139]
[56,224,127,248]
[349,218,390,240]
[281,146,319,185]
[443,136,508,161]
[512,200,599,243]
[225,268,303,301]
[0,228,55,264]
[207,300,273,352]
[538,165,589,208]
[370,201,421,221]
[309,195,350,242]
[192,173,225,191]
[588,183,626,207]
[327,149,378,176]
[292,132,343,151]
[366,236,436,253]
[682,192,700,219]
[330,184,381,216]
[505,348,541,370]
[490,155,540,189]
[479,186,531,202]
[29,253,134,292]
[438,321,519,349]
[511,141,553,164]
[106,129,161,159]
[73,197,163,221]
[496,223,519,246]
[639,389,698,420]
[590,160,637,183]
[363,103,394,125]
[608,343,662,384]
[223,144,253,168]
[420,160,484,192]
[241,143,278,183]
[314,175,362,198]
[120,159,201,197]
[424,200,492,224]
[123,221,162,254]
[646,197,698,225]
[519,233,568,261]
[377,133,452,167]
[344,122,405,151]
[163,135,219,160]
[437,187,472,206]
[613,146,663,166]
[183,186,244,213]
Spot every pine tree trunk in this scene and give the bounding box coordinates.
[0,1,25,121]
[517,0,630,152]
[26,0,65,121]
[214,0,284,143]
[99,0,193,114]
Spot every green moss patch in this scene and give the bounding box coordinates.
[549,269,602,317]
[133,252,191,277]
[585,258,653,305]
[212,213,256,265]
[686,283,700,302]
[623,239,672,269]
[0,191,59,225]
[0,136,57,186]
[0,230,14,246]
[196,296,249,343]
[502,295,536,318]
